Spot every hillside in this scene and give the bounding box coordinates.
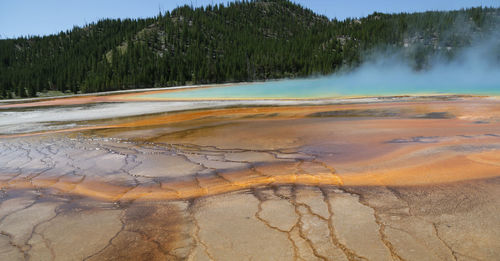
[0,0,499,98]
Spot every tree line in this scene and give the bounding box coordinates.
[1,0,498,98]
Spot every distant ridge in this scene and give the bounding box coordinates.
[0,0,499,98]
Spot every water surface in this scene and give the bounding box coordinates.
[137,75,500,100]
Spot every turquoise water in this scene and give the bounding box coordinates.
[137,71,500,100]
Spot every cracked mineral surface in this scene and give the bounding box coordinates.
[0,95,499,260]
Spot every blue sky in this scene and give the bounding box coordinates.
[1,0,499,39]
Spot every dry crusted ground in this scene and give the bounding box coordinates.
[0,97,499,260]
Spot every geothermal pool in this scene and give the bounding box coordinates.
[0,83,500,260]
[135,76,500,100]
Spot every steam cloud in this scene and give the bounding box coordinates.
[324,17,500,96]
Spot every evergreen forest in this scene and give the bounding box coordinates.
[1,0,499,98]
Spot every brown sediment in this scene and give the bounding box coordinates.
[84,201,194,261]
[2,172,496,260]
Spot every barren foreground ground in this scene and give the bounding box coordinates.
[0,94,499,260]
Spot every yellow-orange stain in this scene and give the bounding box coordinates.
[1,95,500,201]
[4,97,500,139]
[1,150,498,202]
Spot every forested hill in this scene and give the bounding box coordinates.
[1,0,499,98]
